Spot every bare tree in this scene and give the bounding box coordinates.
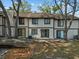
[11,0,21,38]
[54,0,77,40]
[65,0,77,40]
[64,0,68,40]
[0,0,11,38]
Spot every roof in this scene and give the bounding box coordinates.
[14,13,79,19]
[0,11,79,19]
[14,12,55,19]
[53,14,79,20]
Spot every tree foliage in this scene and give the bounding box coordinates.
[9,0,31,12]
[38,0,62,14]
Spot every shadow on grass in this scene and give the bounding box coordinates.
[3,40,79,59]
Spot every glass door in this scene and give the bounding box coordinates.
[56,30,64,39]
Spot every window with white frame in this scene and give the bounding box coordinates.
[32,19,38,24]
[31,29,38,35]
[58,20,64,27]
[18,28,26,36]
[44,19,50,24]
[41,29,49,37]
[56,30,64,39]
[19,18,25,25]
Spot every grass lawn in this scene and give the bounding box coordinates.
[4,40,79,59]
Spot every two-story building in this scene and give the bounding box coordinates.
[0,12,79,39]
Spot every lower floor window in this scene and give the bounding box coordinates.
[31,29,38,35]
[18,28,26,36]
[41,29,49,37]
[56,30,64,39]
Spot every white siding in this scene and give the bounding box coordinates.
[18,18,28,27]
[0,26,2,35]
[29,28,40,38]
[0,16,2,25]
[0,14,78,39]
[29,28,53,39]
[67,20,78,28]
[54,20,78,39]
[54,30,57,39]
[49,28,53,39]
[17,18,28,37]
[26,27,28,37]
[8,12,15,26]
[54,20,65,28]
[54,20,78,28]
[11,28,15,37]
[67,30,78,39]
[29,19,53,27]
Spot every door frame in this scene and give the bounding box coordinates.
[56,30,64,39]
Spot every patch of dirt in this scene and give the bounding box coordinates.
[4,40,79,59]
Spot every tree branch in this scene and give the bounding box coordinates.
[11,0,17,12]
[54,0,64,18]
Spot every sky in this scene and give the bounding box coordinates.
[2,0,54,12]
[1,0,79,17]
[1,0,48,12]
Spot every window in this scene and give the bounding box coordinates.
[41,29,49,37]
[31,29,38,35]
[58,20,64,27]
[32,19,38,24]
[18,28,26,36]
[19,18,24,25]
[56,30,64,39]
[44,19,50,24]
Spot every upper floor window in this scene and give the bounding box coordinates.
[32,19,38,24]
[44,19,50,24]
[19,18,24,25]
[58,20,64,27]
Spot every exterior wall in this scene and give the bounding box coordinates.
[8,12,15,26]
[54,20,65,28]
[11,27,15,37]
[54,20,78,39]
[0,16,2,25]
[29,28,53,39]
[18,18,28,27]
[25,27,29,37]
[67,20,78,39]
[67,20,78,28]
[0,26,2,36]
[18,18,28,37]
[4,13,15,37]
[0,16,3,36]
[28,19,54,39]
[29,19,53,28]
[3,17,29,38]
[54,20,78,28]
[0,13,78,39]
[67,29,78,39]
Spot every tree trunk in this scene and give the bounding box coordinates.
[78,19,79,39]
[64,0,67,40]
[15,13,19,38]
[0,0,11,38]
[11,0,21,38]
